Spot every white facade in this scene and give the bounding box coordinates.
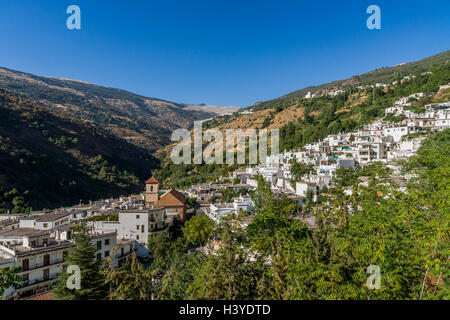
[295,182,318,198]
[0,232,73,299]
[95,207,168,247]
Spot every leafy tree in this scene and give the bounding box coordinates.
[289,160,315,187]
[182,213,215,247]
[185,197,198,208]
[187,215,264,299]
[0,268,21,298]
[105,254,154,300]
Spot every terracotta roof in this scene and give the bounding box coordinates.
[155,188,185,207]
[21,291,54,300]
[145,176,159,184]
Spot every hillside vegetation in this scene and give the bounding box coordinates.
[154,53,450,188]
[0,90,159,213]
[252,50,450,111]
[0,67,214,152]
[108,130,450,300]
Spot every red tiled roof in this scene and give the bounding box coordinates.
[155,188,185,207]
[145,176,159,184]
[21,291,54,300]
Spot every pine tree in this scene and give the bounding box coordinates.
[53,222,108,300]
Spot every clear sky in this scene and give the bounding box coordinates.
[1,0,449,107]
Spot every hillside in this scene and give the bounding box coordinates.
[154,51,450,188]
[252,50,450,111]
[0,67,215,151]
[183,104,240,115]
[204,51,450,142]
[0,90,160,213]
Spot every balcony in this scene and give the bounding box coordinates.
[117,247,136,259]
[18,260,66,275]
[16,277,58,294]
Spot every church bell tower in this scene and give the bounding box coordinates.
[145,176,159,207]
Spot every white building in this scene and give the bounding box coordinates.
[19,212,71,231]
[0,229,73,299]
[93,207,169,248]
[295,182,319,199]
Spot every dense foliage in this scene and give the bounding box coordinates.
[0,268,21,298]
[104,130,449,300]
[0,90,159,212]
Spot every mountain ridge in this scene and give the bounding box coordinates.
[250,50,450,111]
[0,66,215,152]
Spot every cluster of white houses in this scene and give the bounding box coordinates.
[0,177,187,299]
[188,96,450,222]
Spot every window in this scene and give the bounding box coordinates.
[96,253,102,261]
[105,239,110,246]
[136,215,140,219]
[136,225,139,230]
[43,268,49,280]
[141,225,144,232]
[44,254,50,266]
[104,251,110,258]
[43,223,48,228]
[22,259,29,271]
[136,235,140,240]
[150,186,154,192]
[96,240,102,250]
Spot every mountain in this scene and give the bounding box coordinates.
[205,50,450,132]
[153,51,450,188]
[183,104,240,115]
[0,90,160,213]
[252,50,450,111]
[0,67,215,152]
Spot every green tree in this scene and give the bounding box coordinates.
[187,215,264,299]
[182,213,215,247]
[247,176,305,255]
[53,222,108,300]
[289,160,315,187]
[185,197,198,208]
[105,254,154,300]
[0,268,21,298]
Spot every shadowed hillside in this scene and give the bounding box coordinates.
[0,67,215,152]
[0,90,160,213]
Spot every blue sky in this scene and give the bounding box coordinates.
[0,0,449,107]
